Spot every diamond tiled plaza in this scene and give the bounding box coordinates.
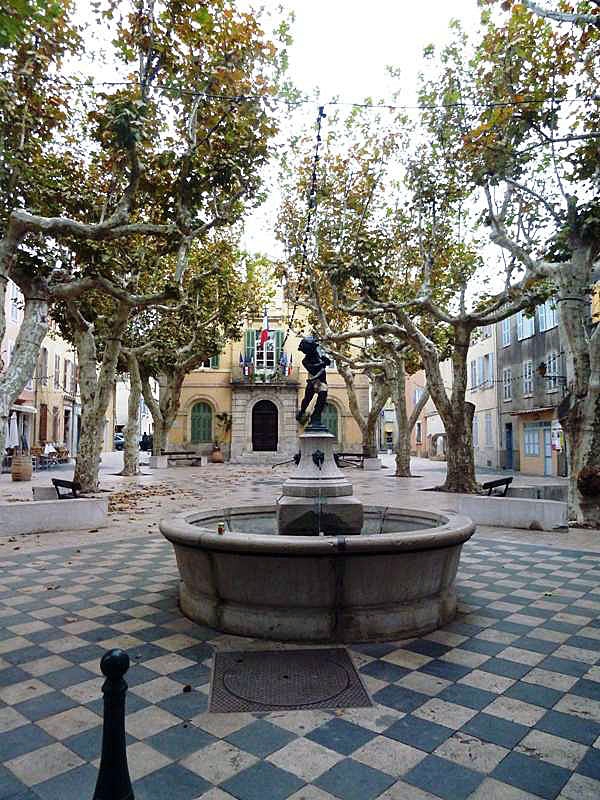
[1,459,600,799]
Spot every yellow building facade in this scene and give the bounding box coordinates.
[1,282,80,457]
[168,304,369,463]
[34,321,80,454]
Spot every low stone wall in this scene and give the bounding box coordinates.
[0,497,109,536]
[507,485,568,502]
[456,495,567,531]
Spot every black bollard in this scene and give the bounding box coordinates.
[93,649,134,800]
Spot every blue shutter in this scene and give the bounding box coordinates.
[209,354,220,369]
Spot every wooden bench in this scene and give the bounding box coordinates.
[481,477,513,497]
[52,479,82,499]
[334,452,365,469]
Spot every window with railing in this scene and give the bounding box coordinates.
[503,368,512,401]
[522,360,534,395]
[244,329,283,372]
[546,351,559,391]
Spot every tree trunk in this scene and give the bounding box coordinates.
[140,368,164,456]
[441,324,478,492]
[413,321,478,493]
[386,354,430,478]
[139,367,186,457]
[338,363,390,458]
[554,250,600,526]
[0,288,48,454]
[72,304,129,491]
[121,354,142,476]
[561,390,600,527]
[443,403,477,492]
[74,339,105,493]
[158,371,186,450]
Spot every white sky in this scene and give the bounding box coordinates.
[242,0,484,256]
[267,0,482,103]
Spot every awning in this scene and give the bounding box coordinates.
[11,404,37,414]
[510,406,556,416]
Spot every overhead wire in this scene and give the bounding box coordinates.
[280,104,326,349]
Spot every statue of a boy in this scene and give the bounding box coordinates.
[295,336,331,428]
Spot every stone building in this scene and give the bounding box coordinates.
[1,282,80,456]
[1,280,37,450]
[468,325,500,469]
[34,320,80,454]
[168,301,369,463]
[378,373,428,457]
[495,300,567,477]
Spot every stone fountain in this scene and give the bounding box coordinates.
[159,337,475,642]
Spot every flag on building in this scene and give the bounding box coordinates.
[259,308,270,346]
[287,353,293,376]
[279,351,288,372]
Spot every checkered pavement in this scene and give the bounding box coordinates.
[0,536,599,800]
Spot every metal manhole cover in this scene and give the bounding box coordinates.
[210,648,372,713]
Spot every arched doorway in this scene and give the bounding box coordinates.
[322,402,338,440]
[191,402,213,443]
[252,400,278,451]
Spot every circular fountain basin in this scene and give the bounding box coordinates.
[159,506,475,643]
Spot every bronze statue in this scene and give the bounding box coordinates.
[295,336,330,428]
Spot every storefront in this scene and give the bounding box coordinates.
[513,407,566,477]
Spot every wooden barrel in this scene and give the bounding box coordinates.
[11,454,33,482]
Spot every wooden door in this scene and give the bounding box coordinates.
[252,400,278,451]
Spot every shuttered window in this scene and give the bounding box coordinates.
[322,402,339,440]
[39,404,48,442]
[200,354,220,368]
[191,402,213,443]
[244,329,255,362]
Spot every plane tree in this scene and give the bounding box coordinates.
[0,0,286,471]
[465,1,600,523]
[278,100,541,492]
[124,242,267,465]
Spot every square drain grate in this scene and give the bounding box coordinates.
[209,648,372,713]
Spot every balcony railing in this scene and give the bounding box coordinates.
[231,365,300,385]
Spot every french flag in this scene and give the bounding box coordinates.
[259,308,269,346]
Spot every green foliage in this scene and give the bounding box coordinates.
[0,0,65,49]
[129,239,270,379]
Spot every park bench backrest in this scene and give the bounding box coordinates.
[51,479,82,499]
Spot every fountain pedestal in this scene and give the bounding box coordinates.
[277,426,363,536]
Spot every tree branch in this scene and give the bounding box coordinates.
[522,0,600,27]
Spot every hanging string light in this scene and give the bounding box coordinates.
[281,104,326,349]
